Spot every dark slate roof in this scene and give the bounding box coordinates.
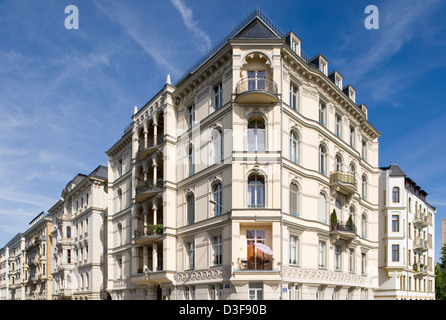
[89,165,108,180]
[380,164,406,177]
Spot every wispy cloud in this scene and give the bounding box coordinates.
[334,0,443,86]
[93,0,182,77]
[170,0,212,53]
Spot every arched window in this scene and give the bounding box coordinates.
[362,175,368,200]
[290,183,299,217]
[335,154,343,172]
[349,206,356,225]
[248,173,265,208]
[248,119,265,152]
[319,145,327,175]
[211,129,222,164]
[392,187,400,203]
[318,192,327,223]
[186,194,195,225]
[212,183,222,216]
[349,163,356,175]
[188,143,195,176]
[290,131,299,163]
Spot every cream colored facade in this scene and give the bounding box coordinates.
[49,166,108,300]
[23,212,52,300]
[376,164,436,300]
[3,234,25,300]
[106,10,380,300]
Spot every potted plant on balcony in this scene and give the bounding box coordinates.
[347,214,354,231]
[331,209,338,231]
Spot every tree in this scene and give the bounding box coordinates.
[435,246,446,300]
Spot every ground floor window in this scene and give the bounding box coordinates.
[249,282,263,300]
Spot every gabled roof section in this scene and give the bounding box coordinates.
[234,18,281,40]
[175,7,283,85]
[89,165,108,180]
[380,164,406,177]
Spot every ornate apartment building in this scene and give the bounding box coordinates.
[1,234,25,300]
[376,164,436,300]
[22,212,52,300]
[105,9,381,300]
[1,9,437,301]
[49,165,108,300]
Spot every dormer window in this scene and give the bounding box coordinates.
[329,71,343,90]
[309,55,328,76]
[285,32,301,56]
[343,85,356,103]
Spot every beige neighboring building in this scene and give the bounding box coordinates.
[4,234,26,300]
[23,212,52,300]
[376,164,436,300]
[49,165,108,300]
[106,8,380,300]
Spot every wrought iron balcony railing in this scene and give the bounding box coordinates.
[235,78,278,96]
[330,171,356,186]
[135,179,164,196]
[238,258,275,271]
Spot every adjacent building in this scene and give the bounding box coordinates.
[4,234,26,300]
[105,8,381,300]
[23,212,52,300]
[49,165,108,300]
[376,164,436,300]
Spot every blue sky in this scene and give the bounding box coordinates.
[0,0,445,261]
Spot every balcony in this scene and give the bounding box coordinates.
[413,236,429,252]
[135,179,164,203]
[330,171,356,196]
[137,137,163,161]
[413,210,429,228]
[330,221,356,242]
[237,258,276,272]
[413,263,428,277]
[234,77,279,104]
[134,225,163,245]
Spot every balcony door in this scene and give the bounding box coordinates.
[248,71,265,91]
[246,230,266,270]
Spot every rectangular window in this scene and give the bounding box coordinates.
[335,114,342,138]
[187,105,195,128]
[289,235,298,265]
[362,140,367,161]
[248,282,263,300]
[318,241,327,269]
[392,215,399,232]
[335,245,341,271]
[213,235,222,266]
[214,83,222,110]
[186,242,195,269]
[392,245,399,262]
[361,253,367,275]
[319,103,326,126]
[349,248,355,273]
[349,126,355,148]
[290,84,298,110]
